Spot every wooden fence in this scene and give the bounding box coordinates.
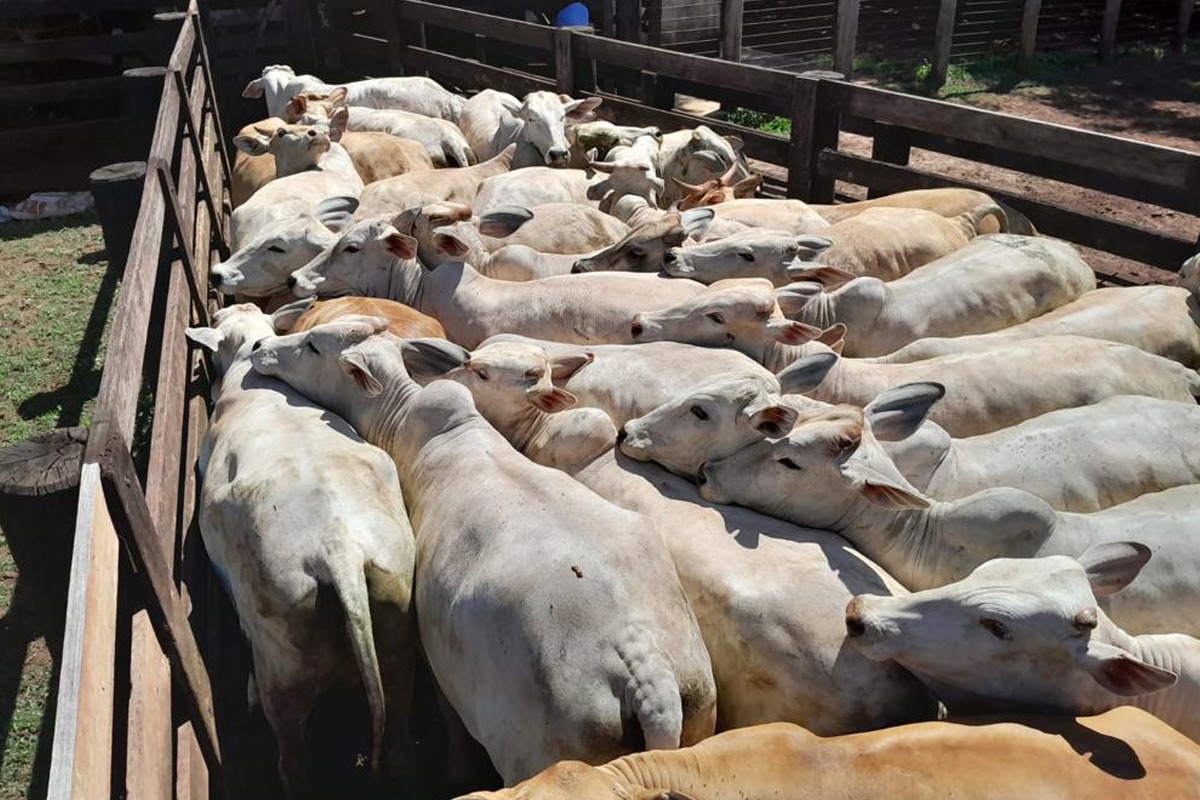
[43,0,231,796]
[308,0,1199,279]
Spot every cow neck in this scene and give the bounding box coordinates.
[598,740,807,800]
[481,398,558,457]
[1116,629,1194,734]
[379,256,425,308]
[828,489,1057,590]
[353,361,422,460]
[416,261,484,319]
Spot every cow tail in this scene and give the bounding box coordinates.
[961,201,1009,236]
[327,554,387,772]
[995,201,1038,235]
[620,642,684,752]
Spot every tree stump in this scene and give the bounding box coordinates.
[0,427,88,654]
[90,161,147,272]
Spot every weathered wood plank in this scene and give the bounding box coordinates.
[786,76,818,199]
[404,47,555,96]
[47,463,120,800]
[573,31,793,112]
[832,0,860,76]
[837,82,1200,193]
[0,77,122,106]
[1173,0,1195,53]
[1099,0,1123,63]
[397,0,556,49]
[721,0,745,61]
[555,29,575,95]
[1019,0,1043,70]
[93,429,222,772]
[0,30,157,65]
[818,150,1196,269]
[127,610,173,800]
[930,0,959,88]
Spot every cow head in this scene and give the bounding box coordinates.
[516,91,603,167]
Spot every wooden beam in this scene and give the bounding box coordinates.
[787,76,818,199]
[615,0,640,43]
[721,0,744,62]
[930,0,959,89]
[832,0,860,77]
[1019,0,1043,71]
[47,463,120,800]
[127,609,173,800]
[555,28,575,96]
[1100,0,1123,62]
[1172,0,1194,53]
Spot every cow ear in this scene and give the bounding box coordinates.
[680,207,714,239]
[548,351,593,382]
[269,297,316,333]
[478,206,533,238]
[399,338,470,381]
[732,174,761,197]
[794,234,834,261]
[766,319,823,346]
[1080,640,1177,697]
[233,133,271,156]
[775,282,823,317]
[327,106,349,140]
[864,382,945,441]
[842,449,930,509]
[1077,542,1152,597]
[284,94,307,121]
[433,232,471,259]
[528,386,578,413]
[776,351,838,394]
[378,227,417,259]
[316,195,359,232]
[563,96,602,121]
[724,135,744,152]
[242,78,264,98]
[339,350,383,397]
[785,264,856,290]
[185,326,225,352]
[328,86,348,106]
[744,400,797,438]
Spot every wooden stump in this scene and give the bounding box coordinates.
[90,161,147,272]
[122,67,167,157]
[0,427,88,654]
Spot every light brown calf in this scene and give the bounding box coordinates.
[290,297,446,339]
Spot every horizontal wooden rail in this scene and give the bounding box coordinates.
[0,116,127,152]
[3,0,164,13]
[0,30,158,65]
[0,76,123,106]
[837,82,1200,195]
[403,45,556,96]
[397,0,558,50]
[819,150,1196,270]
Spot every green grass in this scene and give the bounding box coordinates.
[0,212,113,799]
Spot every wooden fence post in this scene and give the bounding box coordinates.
[868,123,911,198]
[788,72,841,202]
[721,0,744,62]
[930,0,959,89]
[555,28,574,95]
[1100,0,1123,62]
[1019,0,1043,71]
[832,0,860,77]
[1172,0,1194,53]
[616,0,640,42]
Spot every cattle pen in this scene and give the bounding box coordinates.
[7,0,1199,796]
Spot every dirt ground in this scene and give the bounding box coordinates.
[846,55,1200,283]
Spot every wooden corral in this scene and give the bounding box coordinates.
[36,1,231,796]
[21,1,1199,796]
[307,0,1199,280]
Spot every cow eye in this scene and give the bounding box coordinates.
[979,618,1012,641]
[738,251,755,262]
[475,367,490,381]
[305,340,319,354]
[689,405,709,421]
[629,247,645,258]
[343,244,360,253]
[777,457,802,471]
[268,245,286,253]
[706,312,726,325]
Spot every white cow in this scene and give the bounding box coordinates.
[660,229,836,286]
[229,119,363,251]
[405,339,935,734]
[874,285,1200,368]
[287,91,475,168]
[704,198,831,235]
[187,305,416,795]
[243,64,465,121]
[355,146,517,219]
[777,234,1097,357]
[696,402,1200,636]
[287,218,730,348]
[657,126,750,207]
[249,319,716,784]
[459,89,602,168]
[622,379,1200,512]
[212,196,356,297]
[471,163,662,215]
[630,279,1200,436]
[846,546,1200,742]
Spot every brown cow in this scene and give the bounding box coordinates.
[458,708,1200,800]
[285,297,446,339]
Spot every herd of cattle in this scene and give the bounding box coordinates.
[190,63,1200,797]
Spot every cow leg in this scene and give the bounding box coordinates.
[433,677,498,794]
[367,569,423,797]
[257,665,322,799]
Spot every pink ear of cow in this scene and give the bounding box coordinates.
[528,386,578,413]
